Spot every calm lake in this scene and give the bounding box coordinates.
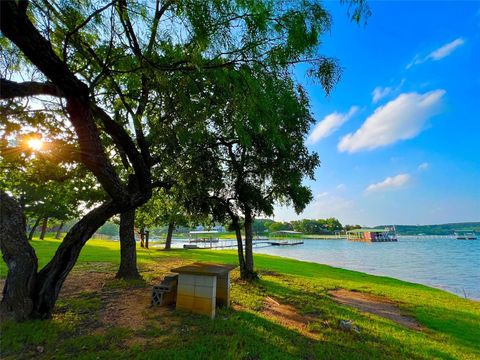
[171,236,480,300]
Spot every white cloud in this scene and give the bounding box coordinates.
[336,184,346,190]
[372,86,392,103]
[429,38,465,60]
[305,194,354,219]
[372,79,405,103]
[418,162,429,171]
[307,106,358,144]
[407,38,465,68]
[366,174,411,193]
[338,90,445,153]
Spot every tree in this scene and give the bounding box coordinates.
[0,132,99,241]
[171,69,321,280]
[325,217,343,233]
[252,219,270,236]
[116,209,139,279]
[1,0,369,319]
[269,222,294,233]
[0,191,38,321]
[136,188,191,250]
[344,224,362,232]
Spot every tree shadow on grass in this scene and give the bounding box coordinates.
[414,304,480,350]
[132,308,383,360]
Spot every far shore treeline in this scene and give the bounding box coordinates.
[42,219,480,238]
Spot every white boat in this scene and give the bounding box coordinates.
[454,230,477,240]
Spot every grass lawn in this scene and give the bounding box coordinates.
[0,237,479,359]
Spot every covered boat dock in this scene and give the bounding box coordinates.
[346,228,397,242]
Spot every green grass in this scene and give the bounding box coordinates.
[1,237,479,359]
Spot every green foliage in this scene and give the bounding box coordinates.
[96,221,119,237]
[268,221,293,233]
[0,134,102,226]
[135,188,192,230]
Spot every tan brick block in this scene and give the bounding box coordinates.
[193,297,215,318]
[195,275,216,287]
[179,274,195,285]
[177,283,195,297]
[176,294,194,310]
[194,285,216,299]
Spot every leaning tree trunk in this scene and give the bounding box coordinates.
[116,209,140,279]
[33,201,121,318]
[39,217,48,240]
[0,192,38,322]
[55,222,64,239]
[242,209,257,281]
[28,217,41,241]
[164,221,175,250]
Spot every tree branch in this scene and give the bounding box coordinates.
[0,79,63,99]
[0,2,129,203]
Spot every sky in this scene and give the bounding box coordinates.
[274,1,480,226]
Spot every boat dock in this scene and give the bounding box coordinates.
[346,228,398,242]
[183,240,304,249]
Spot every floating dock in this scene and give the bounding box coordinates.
[269,241,304,246]
[183,240,304,249]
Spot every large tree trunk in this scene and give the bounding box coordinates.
[39,217,48,240]
[0,192,38,322]
[242,208,257,281]
[28,217,41,241]
[116,209,140,279]
[55,222,64,239]
[164,221,175,250]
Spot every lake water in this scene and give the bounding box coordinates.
[170,236,480,300]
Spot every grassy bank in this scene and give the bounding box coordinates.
[1,238,479,359]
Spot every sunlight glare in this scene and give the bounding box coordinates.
[27,138,44,151]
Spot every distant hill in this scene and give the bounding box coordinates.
[374,222,480,235]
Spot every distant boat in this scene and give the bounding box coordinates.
[454,230,477,240]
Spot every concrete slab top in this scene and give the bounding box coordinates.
[171,262,236,276]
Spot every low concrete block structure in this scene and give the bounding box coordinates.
[171,263,236,319]
[151,273,178,306]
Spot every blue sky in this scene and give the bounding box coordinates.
[274,1,480,226]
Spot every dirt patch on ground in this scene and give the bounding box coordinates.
[100,287,151,330]
[261,296,319,339]
[259,270,282,277]
[98,259,187,331]
[141,259,187,284]
[60,270,112,297]
[0,269,111,300]
[329,289,422,330]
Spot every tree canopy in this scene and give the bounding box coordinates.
[0,0,370,320]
